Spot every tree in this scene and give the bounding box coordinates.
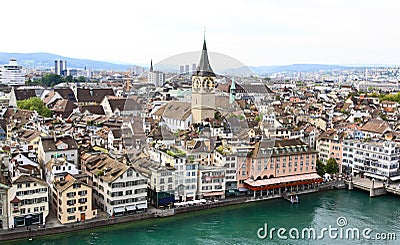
[316,159,325,177]
[17,97,51,117]
[325,158,339,174]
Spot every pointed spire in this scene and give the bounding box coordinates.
[150,59,153,72]
[194,35,215,77]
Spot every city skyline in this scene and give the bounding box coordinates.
[1,0,400,67]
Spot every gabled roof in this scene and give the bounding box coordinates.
[361,118,391,135]
[12,175,47,186]
[15,89,36,101]
[154,101,191,120]
[79,105,105,115]
[40,135,78,152]
[77,88,114,103]
[55,88,77,102]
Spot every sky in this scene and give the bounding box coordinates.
[1,0,400,67]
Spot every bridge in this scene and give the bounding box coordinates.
[346,177,386,197]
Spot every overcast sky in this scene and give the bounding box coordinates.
[1,0,399,66]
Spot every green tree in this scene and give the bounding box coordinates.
[255,115,262,122]
[17,97,51,117]
[325,158,339,174]
[316,159,325,177]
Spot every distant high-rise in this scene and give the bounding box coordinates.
[179,65,185,74]
[55,60,67,76]
[148,60,165,87]
[0,58,25,85]
[192,64,196,72]
[185,65,190,73]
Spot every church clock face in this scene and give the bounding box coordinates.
[193,78,200,91]
[204,77,214,91]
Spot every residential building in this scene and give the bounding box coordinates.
[38,135,79,167]
[81,154,148,216]
[197,165,226,200]
[316,129,344,167]
[0,164,10,229]
[7,175,49,228]
[342,139,400,180]
[52,174,97,224]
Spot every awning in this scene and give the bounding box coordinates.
[202,191,224,197]
[126,205,136,211]
[244,173,322,187]
[363,173,386,180]
[136,203,147,209]
[159,196,175,205]
[390,176,400,181]
[113,207,125,213]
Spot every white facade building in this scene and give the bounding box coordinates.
[0,59,25,85]
[7,175,49,228]
[342,139,400,180]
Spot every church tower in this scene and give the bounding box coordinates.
[191,38,216,123]
[229,77,236,105]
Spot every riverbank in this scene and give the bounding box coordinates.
[0,181,345,243]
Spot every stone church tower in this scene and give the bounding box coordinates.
[191,39,216,123]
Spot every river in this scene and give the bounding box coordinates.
[6,190,400,244]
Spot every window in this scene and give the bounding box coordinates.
[126,190,132,195]
[17,184,22,189]
[127,169,133,177]
[79,198,87,204]
[26,183,30,187]
[68,216,75,221]
[67,207,76,213]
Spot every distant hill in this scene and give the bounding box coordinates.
[250,64,359,75]
[0,52,136,71]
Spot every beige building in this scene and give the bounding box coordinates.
[191,39,216,123]
[52,174,97,224]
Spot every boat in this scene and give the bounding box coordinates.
[282,192,299,204]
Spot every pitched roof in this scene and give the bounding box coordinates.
[55,88,77,102]
[15,89,36,101]
[40,135,78,152]
[83,153,131,183]
[12,175,47,186]
[77,88,114,103]
[154,101,191,120]
[79,105,105,115]
[361,118,391,134]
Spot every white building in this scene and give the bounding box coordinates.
[0,59,26,85]
[7,175,49,228]
[342,139,400,180]
[45,158,79,187]
[197,165,226,200]
[81,154,148,216]
[38,136,79,167]
[148,60,165,87]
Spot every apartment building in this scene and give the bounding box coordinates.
[7,175,49,228]
[81,154,147,216]
[52,174,97,224]
[342,139,400,180]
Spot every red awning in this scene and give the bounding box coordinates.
[244,173,322,188]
